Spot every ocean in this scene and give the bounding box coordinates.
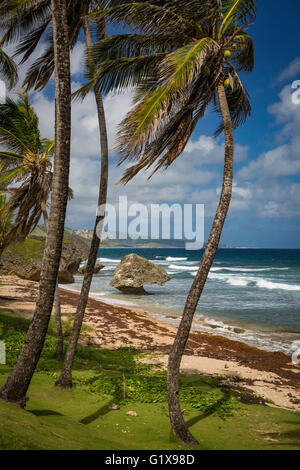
[68,248,300,356]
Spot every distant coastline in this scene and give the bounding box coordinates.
[60,227,256,249]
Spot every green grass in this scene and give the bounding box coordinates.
[2,236,44,264]
[0,310,300,450]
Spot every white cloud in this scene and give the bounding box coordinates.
[33,87,134,154]
[184,135,248,164]
[234,82,300,219]
[277,57,300,82]
[239,83,300,181]
[70,42,86,76]
[238,144,300,179]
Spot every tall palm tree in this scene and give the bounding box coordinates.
[79,0,256,444]
[55,9,108,388]
[0,0,71,406]
[0,0,109,387]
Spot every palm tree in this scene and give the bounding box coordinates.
[0,0,71,406]
[0,91,71,361]
[0,0,109,387]
[79,0,256,444]
[0,92,54,253]
[55,9,108,388]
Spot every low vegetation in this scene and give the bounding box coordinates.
[0,309,299,450]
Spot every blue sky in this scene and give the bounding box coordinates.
[8,0,300,248]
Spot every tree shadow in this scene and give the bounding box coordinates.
[168,394,231,443]
[80,399,116,425]
[79,372,126,426]
[29,409,63,417]
[259,421,300,448]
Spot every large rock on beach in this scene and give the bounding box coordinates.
[110,253,170,294]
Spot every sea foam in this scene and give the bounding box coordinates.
[207,272,300,291]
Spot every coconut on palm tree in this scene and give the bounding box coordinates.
[77,0,256,444]
[0,0,109,387]
[0,0,72,406]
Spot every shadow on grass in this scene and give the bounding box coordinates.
[80,399,115,425]
[29,409,63,417]
[260,421,300,448]
[168,394,231,444]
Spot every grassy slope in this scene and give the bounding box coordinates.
[0,309,299,450]
[2,237,44,265]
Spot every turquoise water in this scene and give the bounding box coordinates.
[70,248,300,354]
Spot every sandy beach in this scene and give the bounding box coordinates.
[0,274,299,412]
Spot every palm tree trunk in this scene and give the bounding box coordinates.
[55,17,108,388]
[0,0,71,406]
[167,82,234,445]
[54,280,64,361]
[42,205,64,361]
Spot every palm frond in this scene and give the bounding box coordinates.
[117,66,220,184]
[102,0,218,31]
[93,2,202,37]
[214,69,251,135]
[22,42,54,91]
[0,165,30,186]
[40,138,54,156]
[0,0,51,46]
[73,53,168,100]
[0,92,41,153]
[92,33,181,63]
[0,151,28,174]
[0,47,18,88]
[14,19,51,64]
[219,0,257,37]
[231,33,254,72]
[159,37,219,89]
[115,38,218,155]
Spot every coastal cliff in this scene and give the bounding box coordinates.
[0,231,89,283]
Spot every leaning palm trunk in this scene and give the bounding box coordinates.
[55,17,108,388]
[0,0,71,406]
[167,83,234,445]
[42,205,64,361]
